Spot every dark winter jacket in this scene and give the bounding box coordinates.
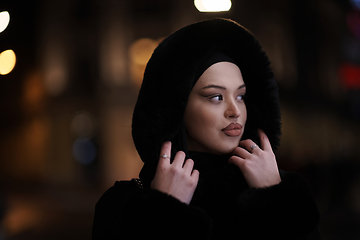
[92,18,320,240]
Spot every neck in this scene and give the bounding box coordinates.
[189,151,231,173]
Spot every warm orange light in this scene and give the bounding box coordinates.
[129,38,158,65]
[22,71,45,113]
[2,203,43,237]
[0,49,16,75]
[128,38,160,86]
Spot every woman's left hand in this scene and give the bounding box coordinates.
[229,129,281,188]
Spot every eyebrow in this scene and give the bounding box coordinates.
[201,84,246,90]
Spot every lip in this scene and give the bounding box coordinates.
[222,123,243,137]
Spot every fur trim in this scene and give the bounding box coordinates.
[132,18,281,183]
[92,181,212,240]
[236,171,320,238]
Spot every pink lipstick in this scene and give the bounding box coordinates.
[222,123,242,137]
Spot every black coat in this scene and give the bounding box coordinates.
[92,153,320,240]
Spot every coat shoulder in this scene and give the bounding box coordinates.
[95,180,138,210]
[93,179,212,240]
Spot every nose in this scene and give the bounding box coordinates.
[224,100,241,119]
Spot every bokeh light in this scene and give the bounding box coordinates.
[71,111,96,138]
[2,200,44,237]
[339,63,360,90]
[350,0,360,9]
[128,38,158,65]
[0,11,10,33]
[128,38,160,86]
[194,0,232,12]
[43,44,68,96]
[71,112,97,165]
[0,49,16,75]
[72,138,97,165]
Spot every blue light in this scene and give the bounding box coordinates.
[72,138,97,165]
[351,0,360,9]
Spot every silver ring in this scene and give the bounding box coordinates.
[250,144,258,151]
[160,154,170,159]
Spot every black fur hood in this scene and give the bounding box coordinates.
[131,18,281,181]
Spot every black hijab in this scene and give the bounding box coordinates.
[131,18,281,187]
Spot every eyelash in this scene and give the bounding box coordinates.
[209,94,245,102]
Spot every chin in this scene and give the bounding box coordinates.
[218,139,241,155]
[211,145,238,155]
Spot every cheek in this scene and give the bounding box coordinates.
[185,104,218,134]
[242,104,247,122]
[193,105,217,127]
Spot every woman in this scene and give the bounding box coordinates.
[92,18,320,239]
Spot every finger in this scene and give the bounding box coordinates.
[172,151,186,167]
[159,141,171,165]
[191,169,200,181]
[239,139,252,149]
[239,139,259,153]
[183,158,195,173]
[232,146,251,159]
[228,155,246,169]
[258,129,272,151]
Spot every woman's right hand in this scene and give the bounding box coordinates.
[151,141,199,205]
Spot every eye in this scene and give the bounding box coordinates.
[209,94,223,101]
[236,94,245,101]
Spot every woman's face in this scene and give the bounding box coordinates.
[184,61,247,155]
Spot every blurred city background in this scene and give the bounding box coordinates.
[0,0,360,239]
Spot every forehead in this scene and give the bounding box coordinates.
[194,62,244,89]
